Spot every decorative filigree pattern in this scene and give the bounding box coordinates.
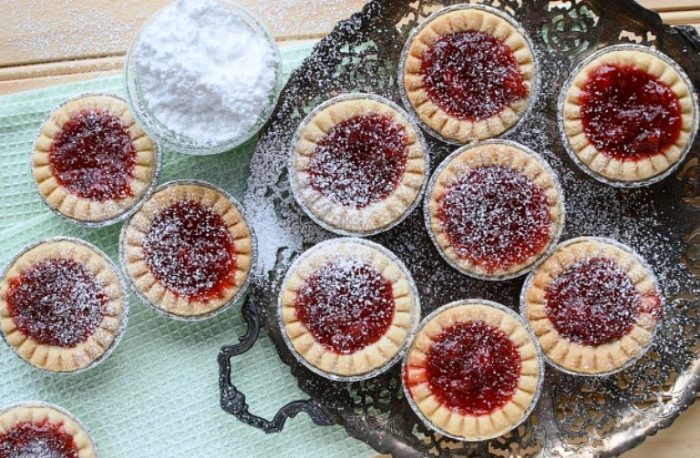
[226,0,700,455]
[543,1,599,55]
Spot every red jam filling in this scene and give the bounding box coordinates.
[49,109,137,201]
[0,420,79,458]
[306,113,409,208]
[422,320,522,416]
[437,165,552,274]
[142,200,237,302]
[294,260,395,354]
[545,257,649,347]
[6,258,105,348]
[579,64,682,161]
[420,31,529,121]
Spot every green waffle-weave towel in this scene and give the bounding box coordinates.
[0,42,373,458]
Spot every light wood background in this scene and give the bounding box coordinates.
[1,0,699,456]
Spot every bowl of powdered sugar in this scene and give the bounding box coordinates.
[125,0,283,155]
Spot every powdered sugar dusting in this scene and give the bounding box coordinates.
[421,30,529,121]
[307,113,409,208]
[142,200,236,301]
[545,257,645,346]
[6,258,105,348]
[437,164,552,273]
[0,421,79,458]
[295,259,394,355]
[49,109,136,201]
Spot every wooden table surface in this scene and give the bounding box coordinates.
[1,1,699,456]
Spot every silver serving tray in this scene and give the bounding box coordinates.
[219,1,700,456]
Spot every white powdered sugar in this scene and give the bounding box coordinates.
[133,0,278,143]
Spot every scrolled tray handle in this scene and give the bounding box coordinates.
[218,296,335,433]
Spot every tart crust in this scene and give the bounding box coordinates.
[33,94,159,224]
[0,404,97,458]
[404,301,542,441]
[121,182,254,318]
[0,239,127,373]
[523,238,662,375]
[426,142,563,278]
[280,239,419,379]
[402,7,535,143]
[291,96,428,235]
[562,48,695,183]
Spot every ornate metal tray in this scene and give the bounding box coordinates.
[218,0,700,456]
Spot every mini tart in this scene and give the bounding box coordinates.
[0,239,127,373]
[121,181,254,319]
[0,403,97,458]
[426,141,563,279]
[402,6,535,143]
[33,94,159,224]
[403,300,542,441]
[291,95,428,236]
[280,238,420,380]
[522,238,663,375]
[561,46,696,184]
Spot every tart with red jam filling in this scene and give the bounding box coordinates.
[279,238,420,380]
[426,141,564,279]
[403,300,543,441]
[33,94,159,225]
[121,181,254,320]
[522,237,663,375]
[291,94,428,236]
[0,403,97,458]
[401,6,536,143]
[0,238,128,373]
[561,45,697,184]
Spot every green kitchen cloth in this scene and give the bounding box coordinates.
[0,42,374,458]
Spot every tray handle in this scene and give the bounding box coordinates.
[218,296,335,433]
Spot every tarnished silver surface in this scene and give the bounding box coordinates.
[241,0,700,456]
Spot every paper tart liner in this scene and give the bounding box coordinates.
[289,92,430,237]
[0,237,129,374]
[557,44,698,187]
[0,401,98,458]
[398,3,540,145]
[423,139,565,281]
[119,179,257,322]
[519,236,663,377]
[32,92,162,228]
[401,299,545,442]
[278,237,421,382]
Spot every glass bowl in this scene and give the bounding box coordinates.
[125,1,284,155]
